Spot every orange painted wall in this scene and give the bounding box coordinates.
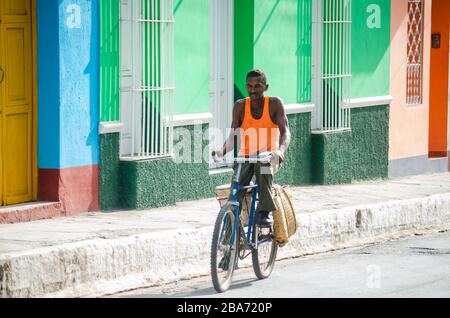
[389,0,432,160]
[429,0,449,154]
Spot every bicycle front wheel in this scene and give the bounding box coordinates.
[251,224,278,279]
[211,204,239,293]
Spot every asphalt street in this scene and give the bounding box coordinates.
[108,230,450,298]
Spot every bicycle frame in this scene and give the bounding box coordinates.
[230,181,258,247]
[223,162,272,251]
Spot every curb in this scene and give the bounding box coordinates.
[1,193,450,297]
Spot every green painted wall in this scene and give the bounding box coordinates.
[351,105,389,180]
[100,0,120,122]
[174,0,210,114]
[103,1,210,120]
[121,158,177,209]
[312,105,389,185]
[310,0,391,184]
[101,107,387,210]
[296,0,313,103]
[275,112,312,185]
[101,111,312,211]
[99,133,121,211]
[253,0,312,104]
[173,124,232,202]
[119,124,232,210]
[235,0,312,103]
[312,130,352,185]
[101,133,178,211]
[99,1,391,211]
[234,0,255,100]
[352,0,391,98]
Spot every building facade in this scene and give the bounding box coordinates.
[0,0,99,222]
[99,0,392,211]
[0,0,448,221]
[389,0,450,176]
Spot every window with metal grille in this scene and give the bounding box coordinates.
[312,0,352,131]
[120,0,174,160]
[406,0,424,106]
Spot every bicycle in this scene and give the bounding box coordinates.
[210,153,278,293]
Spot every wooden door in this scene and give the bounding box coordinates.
[0,0,34,205]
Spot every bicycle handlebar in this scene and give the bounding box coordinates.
[234,153,272,164]
[213,152,273,164]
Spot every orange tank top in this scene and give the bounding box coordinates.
[239,96,280,157]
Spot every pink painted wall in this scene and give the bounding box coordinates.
[389,0,432,160]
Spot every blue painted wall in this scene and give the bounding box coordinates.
[37,0,61,169]
[37,0,99,169]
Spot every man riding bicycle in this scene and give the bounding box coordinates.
[212,69,291,227]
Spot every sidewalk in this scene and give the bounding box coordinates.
[1,173,450,298]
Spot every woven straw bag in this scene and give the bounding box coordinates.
[272,184,298,245]
[215,184,254,226]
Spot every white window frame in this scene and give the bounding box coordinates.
[119,0,175,161]
[311,0,322,130]
[209,0,234,169]
[312,0,352,132]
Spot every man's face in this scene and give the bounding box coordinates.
[246,76,268,101]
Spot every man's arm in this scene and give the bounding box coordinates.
[212,100,244,158]
[273,97,291,162]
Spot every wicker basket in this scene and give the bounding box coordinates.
[272,184,298,245]
[215,184,254,226]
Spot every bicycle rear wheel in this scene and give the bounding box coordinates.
[211,204,239,293]
[251,224,278,279]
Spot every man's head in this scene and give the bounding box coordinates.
[246,69,269,101]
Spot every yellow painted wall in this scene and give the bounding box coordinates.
[389,0,432,160]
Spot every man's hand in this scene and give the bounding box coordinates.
[271,150,285,167]
[212,150,224,163]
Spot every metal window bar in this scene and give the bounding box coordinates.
[320,0,352,131]
[121,0,174,160]
[406,0,423,106]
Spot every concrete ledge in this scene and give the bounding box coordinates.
[285,103,314,115]
[99,122,123,134]
[1,193,450,298]
[172,113,213,127]
[343,95,393,109]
